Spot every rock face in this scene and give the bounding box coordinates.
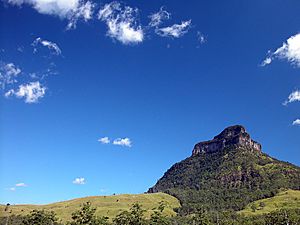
[192,125,261,156]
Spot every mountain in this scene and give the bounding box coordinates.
[148,125,300,214]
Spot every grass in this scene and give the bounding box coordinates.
[0,193,180,222]
[239,189,300,216]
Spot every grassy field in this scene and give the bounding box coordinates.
[239,189,300,216]
[0,193,180,222]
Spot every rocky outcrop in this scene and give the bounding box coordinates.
[192,125,261,156]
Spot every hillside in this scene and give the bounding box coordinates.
[0,193,180,223]
[148,125,300,214]
[239,189,300,216]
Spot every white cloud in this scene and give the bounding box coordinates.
[113,137,132,147]
[67,0,95,29]
[283,90,300,105]
[261,33,300,67]
[148,7,170,27]
[98,1,144,45]
[5,81,46,103]
[261,56,272,66]
[73,177,85,185]
[4,89,14,97]
[98,136,110,144]
[15,183,27,187]
[6,0,95,29]
[292,119,300,126]
[32,37,62,55]
[4,63,21,77]
[156,20,192,38]
[6,182,27,191]
[0,62,21,89]
[197,31,206,44]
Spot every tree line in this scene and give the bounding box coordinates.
[1,202,300,225]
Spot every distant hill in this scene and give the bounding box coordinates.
[0,193,180,223]
[239,189,300,216]
[148,125,300,214]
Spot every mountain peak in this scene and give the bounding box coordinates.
[192,125,261,156]
[148,125,300,213]
[213,125,246,139]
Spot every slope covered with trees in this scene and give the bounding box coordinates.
[148,125,300,214]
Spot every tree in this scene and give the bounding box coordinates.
[69,202,110,225]
[22,210,61,225]
[259,202,265,209]
[113,203,146,225]
[217,211,239,225]
[113,211,132,225]
[96,216,111,225]
[129,203,147,225]
[4,203,10,211]
[265,208,300,225]
[189,208,212,225]
[250,204,257,212]
[0,214,24,225]
[149,202,170,225]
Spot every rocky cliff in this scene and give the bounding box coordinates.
[192,125,261,156]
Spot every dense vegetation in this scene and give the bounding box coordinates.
[1,201,300,225]
[149,147,300,214]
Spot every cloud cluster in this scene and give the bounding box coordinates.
[73,177,85,185]
[98,136,110,144]
[8,182,27,191]
[148,7,170,27]
[98,136,132,147]
[261,33,300,126]
[98,2,143,45]
[0,61,47,104]
[32,37,62,55]
[5,1,198,45]
[6,0,95,29]
[2,37,62,103]
[292,119,300,126]
[156,20,192,38]
[284,91,300,126]
[113,137,132,147]
[0,62,21,89]
[2,2,201,105]
[261,33,300,67]
[148,7,192,39]
[67,0,95,29]
[5,81,46,103]
[15,182,27,187]
[283,90,300,106]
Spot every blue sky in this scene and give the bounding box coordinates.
[0,0,300,204]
